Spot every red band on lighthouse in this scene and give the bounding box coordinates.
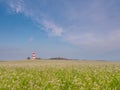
[32,52,36,60]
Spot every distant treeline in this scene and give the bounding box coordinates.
[27,57,72,60]
[49,57,72,60]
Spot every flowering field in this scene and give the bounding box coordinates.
[0,60,120,90]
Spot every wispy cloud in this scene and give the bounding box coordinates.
[6,0,24,13]
[43,20,63,36]
[65,30,120,50]
[2,0,120,53]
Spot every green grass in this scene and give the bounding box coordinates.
[0,60,120,90]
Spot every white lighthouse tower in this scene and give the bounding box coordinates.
[32,52,36,60]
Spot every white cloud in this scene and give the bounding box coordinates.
[7,0,24,13]
[5,0,64,37]
[64,30,120,53]
[43,20,63,36]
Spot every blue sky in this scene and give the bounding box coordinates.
[0,0,120,60]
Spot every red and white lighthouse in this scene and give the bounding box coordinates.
[32,52,36,60]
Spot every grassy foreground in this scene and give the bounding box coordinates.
[0,60,120,90]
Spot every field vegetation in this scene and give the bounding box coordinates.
[0,60,120,90]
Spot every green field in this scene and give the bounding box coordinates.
[0,60,120,90]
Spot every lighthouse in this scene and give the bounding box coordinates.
[32,52,36,60]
